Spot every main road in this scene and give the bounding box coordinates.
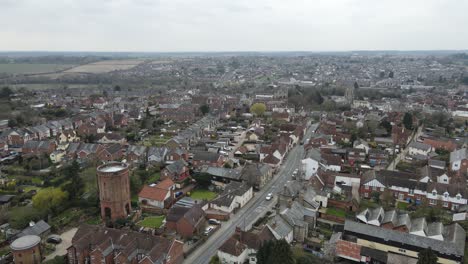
[184,124,316,264]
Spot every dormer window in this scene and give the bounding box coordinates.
[457,195,461,200]
[432,191,437,196]
[444,193,449,198]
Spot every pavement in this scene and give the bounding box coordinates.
[183,124,316,264]
[44,228,78,261]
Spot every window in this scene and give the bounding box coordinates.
[457,195,461,200]
[429,199,437,205]
[398,248,406,253]
[365,185,369,190]
[432,191,437,196]
[443,202,449,207]
[398,193,404,200]
[364,192,369,198]
[444,193,448,198]
[372,186,377,191]
[409,189,414,195]
[380,187,384,191]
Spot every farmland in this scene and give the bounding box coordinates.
[0,63,75,74]
[65,59,145,74]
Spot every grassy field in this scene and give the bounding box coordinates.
[138,216,165,228]
[189,189,217,201]
[0,64,74,74]
[65,59,144,74]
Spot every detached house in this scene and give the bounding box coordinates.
[210,182,253,214]
[166,204,206,238]
[161,160,190,187]
[126,145,147,164]
[138,178,175,209]
[408,142,432,157]
[97,144,123,161]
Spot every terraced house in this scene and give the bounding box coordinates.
[360,170,467,210]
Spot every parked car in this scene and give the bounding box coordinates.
[175,191,184,198]
[266,193,273,201]
[208,219,221,225]
[46,235,62,244]
[204,226,214,236]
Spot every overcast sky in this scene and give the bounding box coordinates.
[1,0,467,52]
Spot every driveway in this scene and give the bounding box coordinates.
[44,228,78,261]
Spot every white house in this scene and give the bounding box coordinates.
[210,182,253,214]
[301,158,319,180]
[138,178,175,209]
[408,142,432,157]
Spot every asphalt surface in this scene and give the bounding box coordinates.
[184,124,316,264]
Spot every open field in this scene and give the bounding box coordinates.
[0,63,75,74]
[189,189,217,201]
[65,59,145,73]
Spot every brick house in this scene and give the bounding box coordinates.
[67,225,184,264]
[22,140,56,155]
[97,144,123,161]
[126,145,147,164]
[161,160,190,186]
[166,204,206,238]
[422,136,457,152]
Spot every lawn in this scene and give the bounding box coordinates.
[138,216,165,229]
[189,189,217,201]
[147,172,161,184]
[397,201,409,210]
[326,207,346,218]
[142,135,172,147]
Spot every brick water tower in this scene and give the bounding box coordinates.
[97,162,131,222]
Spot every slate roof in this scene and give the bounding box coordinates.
[200,166,242,181]
[147,147,168,162]
[165,160,187,174]
[267,214,293,240]
[210,182,251,208]
[450,148,468,163]
[408,142,432,152]
[70,224,177,263]
[344,220,465,257]
[17,220,50,238]
[193,151,221,162]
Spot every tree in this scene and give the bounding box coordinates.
[200,104,210,115]
[403,112,413,130]
[250,103,267,116]
[193,173,212,188]
[380,120,392,134]
[379,71,385,78]
[388,71,394,78]
[257,240,294,264]
[322,100,337,112]
[32,187,68,213]
[209,256,221,264]
[417,248,438,264]
[354,81,359,89]
[0,87,13,98]
[114,85,121,91]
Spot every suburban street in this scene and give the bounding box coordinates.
[184,124,315,264]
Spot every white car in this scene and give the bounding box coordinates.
[266,193,273,201]
[204,226,215,236]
